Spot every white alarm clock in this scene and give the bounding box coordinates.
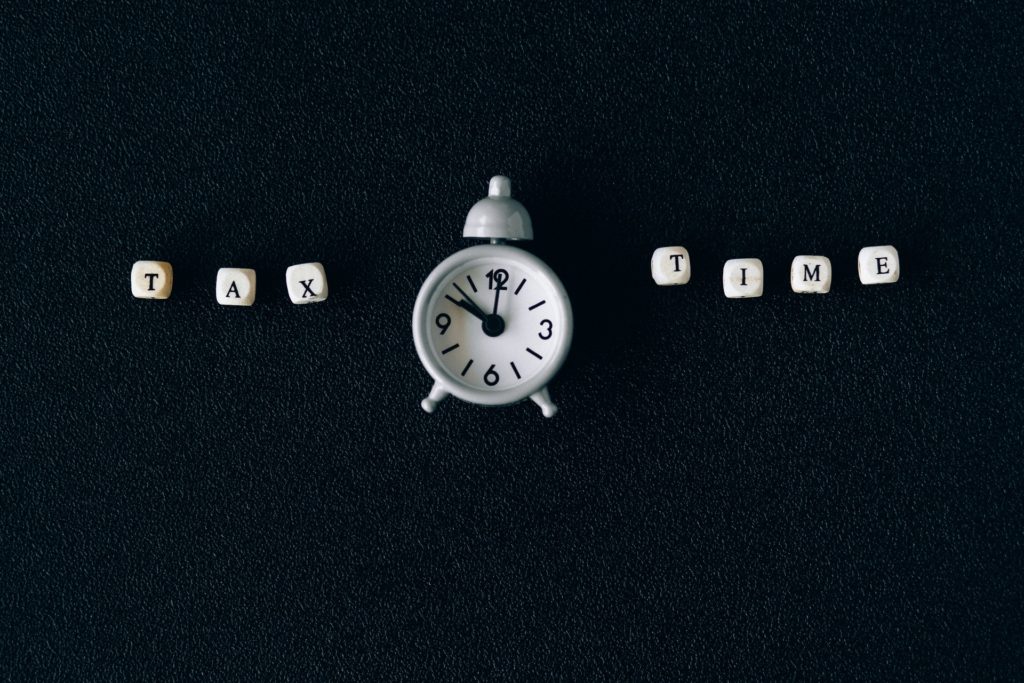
[412,176,573,417]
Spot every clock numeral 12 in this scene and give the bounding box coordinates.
[485,269,509,291]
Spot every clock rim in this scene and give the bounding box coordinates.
[412,244,573,407]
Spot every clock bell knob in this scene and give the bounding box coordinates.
[462,175,534,242]
[488,175,512,198]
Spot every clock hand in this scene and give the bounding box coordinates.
[450,281,505,337]
[491,283,502,316]
[450,283,488,321]
[452,297,487,322]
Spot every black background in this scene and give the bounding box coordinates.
[4,3,1024,679]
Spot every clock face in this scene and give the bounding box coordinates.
[415,246,572,404]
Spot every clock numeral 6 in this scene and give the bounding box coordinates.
[435,313,451,335]
[538,319,553,340]
[484,364,500,386]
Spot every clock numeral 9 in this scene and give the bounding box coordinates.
[435,313,451,335]
[484,364,500,386]
[538,319,553,340]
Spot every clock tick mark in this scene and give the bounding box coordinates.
[526,347,543,360]
[528,300,546,311]
[514,279,526,295]
[467,275,478,293]
[461,359,474,376]
[510,362,521,379]
[441,343,459,355]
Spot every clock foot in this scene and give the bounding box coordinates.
[530,388,558,418]
[421,382,450,413]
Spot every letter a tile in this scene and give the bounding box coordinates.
[217,268,256,306]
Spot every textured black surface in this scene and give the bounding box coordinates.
[3,3,1024,679]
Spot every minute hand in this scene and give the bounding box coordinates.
[454,298,487,321]
[451,284,487,321]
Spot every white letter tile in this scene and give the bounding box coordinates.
[131,261,173,299]
[286,262,328,304]
[651,246,691,285]
[723,258,763,298]
[216,268,256,306]
[790,255,831,294]
[858,245,900,284]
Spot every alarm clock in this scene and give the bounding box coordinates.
[412,176,573,417]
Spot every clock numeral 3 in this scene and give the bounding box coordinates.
[538,319,553,340]
[484,364,500,386]
[435,313,451,335]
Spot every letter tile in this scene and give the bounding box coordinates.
[790,255,831,294]
[286,262,328,304]
[131,260,173,299]
[216,268,256,306]
[722,258,763,298]
[858,245,900,285]
[651,246,691,285]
